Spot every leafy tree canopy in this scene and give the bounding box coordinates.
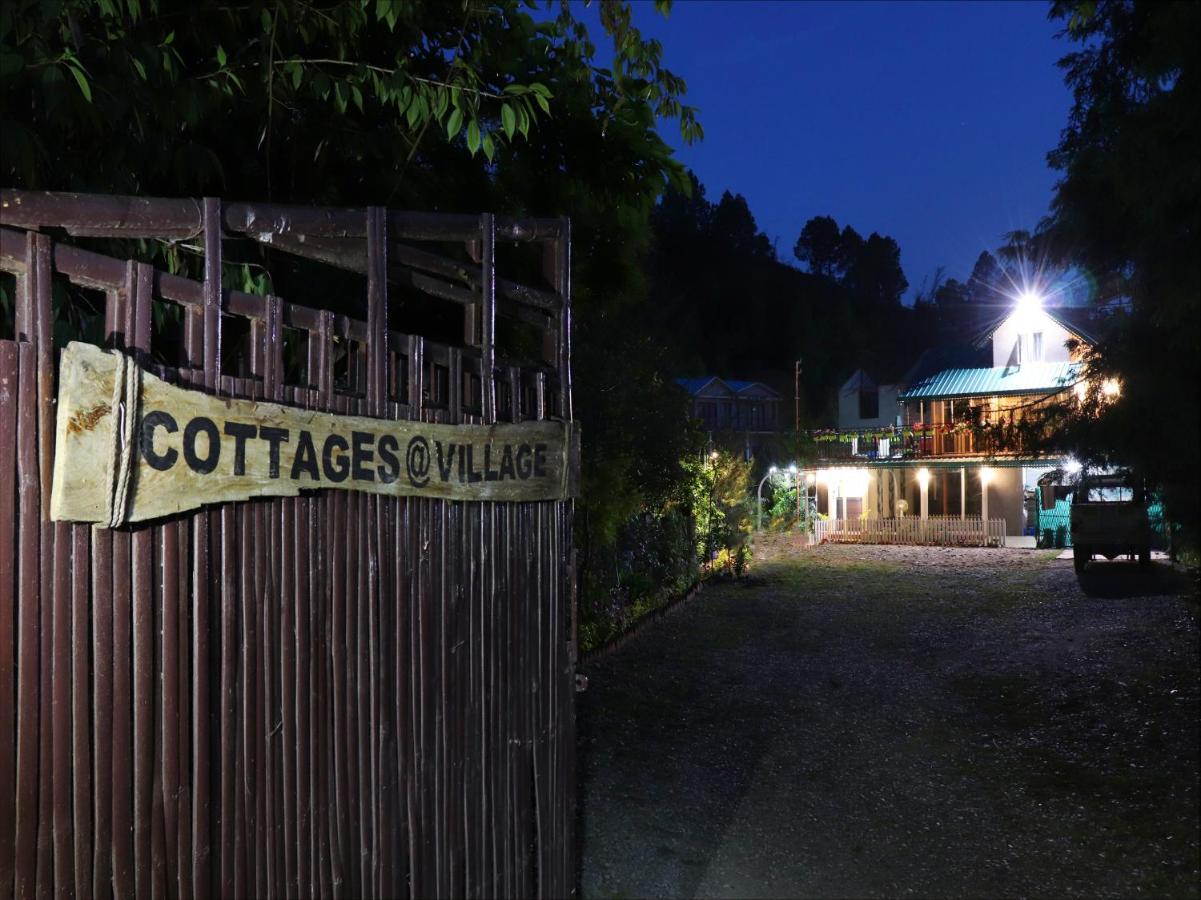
[1041,0,1200,543]
[1,0,701,202]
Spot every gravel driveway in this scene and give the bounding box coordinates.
[577,541,1200,899]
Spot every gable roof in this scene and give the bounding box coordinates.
[898,361,1082,401]
[973,305,1098,348]
[675,376,729,396]
[898,344,990,388]
[676,376,781,398]
[839,369,877,394]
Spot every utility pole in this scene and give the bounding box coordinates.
[794,358,802,524]
[794,358,802,435]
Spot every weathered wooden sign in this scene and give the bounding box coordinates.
[51,341,577,525]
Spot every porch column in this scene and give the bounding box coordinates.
[981,467,991,523]
[960,467,966,519]
[918,468,930,520]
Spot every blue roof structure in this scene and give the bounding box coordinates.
[898,361,1081,400]
[676,377,781,397]
[675,376,725,395]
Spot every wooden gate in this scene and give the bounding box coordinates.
[0,190,578,898]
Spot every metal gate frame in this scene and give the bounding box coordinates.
[0,189,578,898]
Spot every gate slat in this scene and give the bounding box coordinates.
[14,341,40,900]
[0,342,19,899]
[70,524,92,900]
[160,513,180,900]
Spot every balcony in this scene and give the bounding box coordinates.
[809,420,1054,461]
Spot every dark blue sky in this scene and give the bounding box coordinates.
[586,0,1074,300]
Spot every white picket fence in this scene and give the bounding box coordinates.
[813,516,1007,547]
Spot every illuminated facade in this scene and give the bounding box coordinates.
[809,303,1099,538]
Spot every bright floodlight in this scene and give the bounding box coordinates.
[1016,289,1043,312]
[769,465,777,473]
[789,464,798,474]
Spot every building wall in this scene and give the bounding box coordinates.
[986,467,1027,535]
[837,383,900,428]
[992,309,1078,368]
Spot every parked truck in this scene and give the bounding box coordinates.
[1070,471,1152,573]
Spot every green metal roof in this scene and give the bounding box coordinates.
[899,362,1080,400]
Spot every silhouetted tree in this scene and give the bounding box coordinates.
[711,191,775,259]
[836,225,865,278]
[844,232,908,306]
[793,215,842,277]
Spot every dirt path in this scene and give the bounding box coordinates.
[577,542,1200,899]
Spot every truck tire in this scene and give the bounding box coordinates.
[1073,546,1089,574]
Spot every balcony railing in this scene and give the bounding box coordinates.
[809,421,1054,461]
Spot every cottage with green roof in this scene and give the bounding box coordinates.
[809,296,1103,543]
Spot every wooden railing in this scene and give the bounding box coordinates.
[810,422,1051,461]
[814,516,1006,547]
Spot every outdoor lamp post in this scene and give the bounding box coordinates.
[756,465,778,531]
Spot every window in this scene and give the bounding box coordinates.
[1016,334,1024,365]
[1032,332,1044,361]
[858,387,879,420]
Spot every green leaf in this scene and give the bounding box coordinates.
[0,49,24,78]
[482,132,495,163]
[466,119,480,155]
[534,92,550,114]
[517,104,530,138]
[163,30,175,45]
[501,103,515,139]
[65,63,92,102]
[131,56,146,80]
[528,82,551,98]
[260,8,272,31]
[216,45,226,67]
[351,84,363,113]
[290,62,303,90]
[446,107,463,139]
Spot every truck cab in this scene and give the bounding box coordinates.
[1070,471,1152,573]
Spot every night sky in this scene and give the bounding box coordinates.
[589,0,1074,301]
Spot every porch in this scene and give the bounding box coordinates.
[794,460,1062,544]
[814,515,1006,547]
